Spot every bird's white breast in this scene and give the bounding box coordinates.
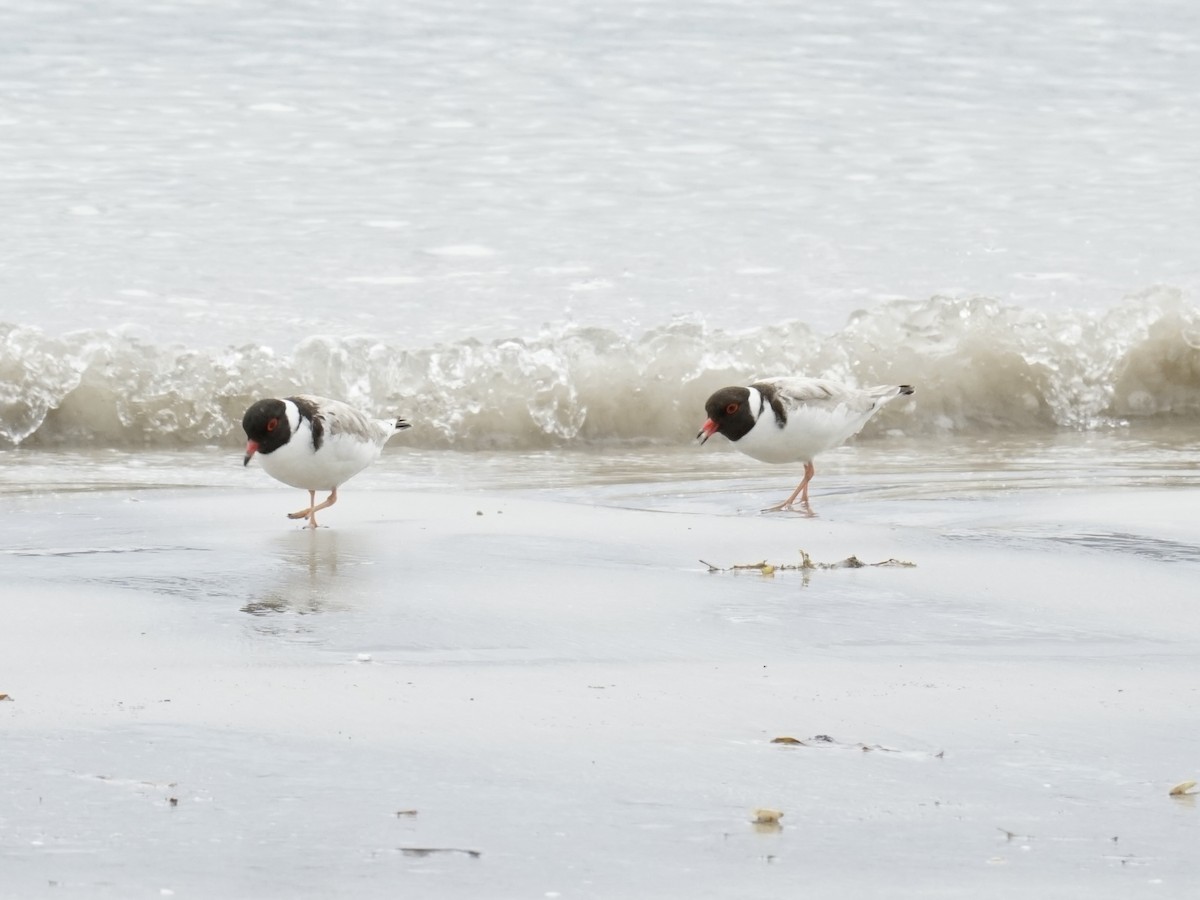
[257,404,385,490]
[736,398,879,464]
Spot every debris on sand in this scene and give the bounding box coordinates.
[399,847,481,858]
[701,550,915,574]
[770,733,943,758]
[752,808,784,825]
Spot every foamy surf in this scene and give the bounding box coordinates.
[3,289,1198,449]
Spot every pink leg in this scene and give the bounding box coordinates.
[305,488,338,529]
[762,462,816,513]
[799,461,815,504]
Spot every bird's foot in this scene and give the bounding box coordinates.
[760,500,815,517]
[287,507,314,521]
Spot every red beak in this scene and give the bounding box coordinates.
[243,440,259,466]
[696,418,718,445]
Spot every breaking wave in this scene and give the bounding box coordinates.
[4,289,1199,450]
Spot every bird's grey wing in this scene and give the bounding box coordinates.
[291,395,389,443]
[754,377,869,413]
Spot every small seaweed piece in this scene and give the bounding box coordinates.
[772,734,928,756]
[701,559,777,575]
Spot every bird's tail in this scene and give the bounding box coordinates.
[870,384,915,401]
[394,417,412,431]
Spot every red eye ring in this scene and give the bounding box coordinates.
[266,418,278,432]
[725,403,739,415]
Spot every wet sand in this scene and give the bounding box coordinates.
[3,449,1200,897]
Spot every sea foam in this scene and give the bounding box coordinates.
[3,289,1197,449]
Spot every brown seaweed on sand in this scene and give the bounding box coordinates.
[700,550,916,574]
[770,734,944,757]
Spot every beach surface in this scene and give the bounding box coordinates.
[3,442,1199,898]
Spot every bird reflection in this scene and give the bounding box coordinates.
[241,528,363,624]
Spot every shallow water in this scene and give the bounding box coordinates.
[5,0,1200,347]
[3,425,1197,497]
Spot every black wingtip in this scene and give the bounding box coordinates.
[899,385,915,395]
[395,417,412,431]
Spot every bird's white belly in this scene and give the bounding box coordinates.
[258,432,381,490]
[737,404,874,464]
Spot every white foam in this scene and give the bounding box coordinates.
[2,291,1198,449]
